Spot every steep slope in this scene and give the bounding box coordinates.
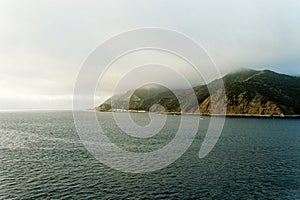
[97,69,300,116]
[224,69,300,115]
[97,84,182,112]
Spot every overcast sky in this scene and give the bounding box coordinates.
[0,0,299,110]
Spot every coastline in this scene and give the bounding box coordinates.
[95,110,300,119]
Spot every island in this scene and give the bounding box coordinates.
[96,69,300,118]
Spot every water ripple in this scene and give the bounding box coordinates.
[0,112,300,199]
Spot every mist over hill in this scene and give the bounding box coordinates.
[97,69,300,117]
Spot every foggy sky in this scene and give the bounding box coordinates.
[0,0,299,110]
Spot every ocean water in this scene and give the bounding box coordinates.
[1,111,300,199]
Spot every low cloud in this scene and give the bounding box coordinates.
[0,0,299,109]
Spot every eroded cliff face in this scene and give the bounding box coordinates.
[198,89,227,115]
[199,92,283,116]
[227,93,283,115]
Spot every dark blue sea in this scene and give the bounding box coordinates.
[1,111,300,199]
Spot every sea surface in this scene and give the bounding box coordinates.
[1,111,300,199]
